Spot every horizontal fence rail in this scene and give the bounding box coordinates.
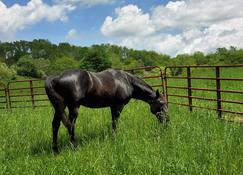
[0,83,8,109]
[7,79,49,109]
[164,65,243,118]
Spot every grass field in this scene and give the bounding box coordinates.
[0,103,243,175]
[0,67,243,175]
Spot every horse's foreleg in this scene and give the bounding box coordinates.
[67,106,78,147]
[111,105,124,132]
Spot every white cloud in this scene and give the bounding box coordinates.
[65,28,78,40]
[101,4,155,37]
[0,0,113,41]
[101,0,243,55]
[120,34,185,56]
[57,0,114,7]
[0,0,74,40]
[151,0,243,30]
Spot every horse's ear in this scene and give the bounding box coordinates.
[156,89,160,98]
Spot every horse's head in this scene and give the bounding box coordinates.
[150,90,169,123]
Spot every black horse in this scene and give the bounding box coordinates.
[45,69,168,152]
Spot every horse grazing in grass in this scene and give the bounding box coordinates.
[45,69,169,153]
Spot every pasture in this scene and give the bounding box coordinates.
[0,67,243,175]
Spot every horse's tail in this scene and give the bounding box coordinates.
[45,76,70,125]
[45,76,62,103]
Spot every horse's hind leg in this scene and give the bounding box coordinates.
[52,102,68,153]
[52,111,61,153]
[67,106,79,147]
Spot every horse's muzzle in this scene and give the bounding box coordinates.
[156,112,169,123]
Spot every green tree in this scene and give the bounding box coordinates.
[107,52,123,69]
[30,39,57,59]
[168,54,195,76]
[193,51,205,65]
[80,55,112,72]
[80,49,112,72]
[16,55,39,77]
[48,56,80,75]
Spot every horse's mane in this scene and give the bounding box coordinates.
[123,71,154,92]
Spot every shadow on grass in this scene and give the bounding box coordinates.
[31,126,112,156]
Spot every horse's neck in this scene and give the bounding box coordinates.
[130,76,155,104]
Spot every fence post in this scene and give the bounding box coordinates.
[4,85,8,109]
[164,67,169,104]
[7,83,11,109]
[216,66,222,118]
[30,80,35,108]
[161,73,165,94]
[187,66,193,111]
[158,67,165,94]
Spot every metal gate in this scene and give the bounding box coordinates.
[164,65,243,118]
[1,65,243,118]
[7,79,49,108]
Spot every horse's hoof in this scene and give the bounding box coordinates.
[70,140,78,148]
[52,145,59,155]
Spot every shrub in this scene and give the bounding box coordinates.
[0,62,17,80]
[16,56,39,77]
[16,55,51,78]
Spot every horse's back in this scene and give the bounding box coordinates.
[103,69,134,100]
[46,69,134,107]
[82,69,134,107]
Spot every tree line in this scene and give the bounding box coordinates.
[0,39,243,80]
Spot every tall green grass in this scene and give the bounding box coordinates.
[0,101,242,175]
[0,67,243,174]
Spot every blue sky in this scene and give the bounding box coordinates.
[2,0,169,45]
[1,0,243,55]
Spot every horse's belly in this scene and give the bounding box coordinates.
[80,97,113,108]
